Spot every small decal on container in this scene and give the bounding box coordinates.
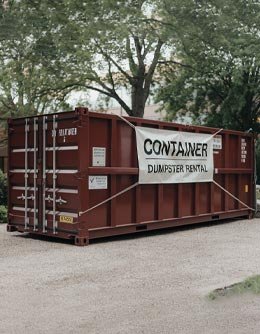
[213,135,222,150]
[58,128,77,137]
[241,138,247,163]
[245,185,248,193]
[89,175,108,190]
[60,215,74,224]
[92,147,106,166]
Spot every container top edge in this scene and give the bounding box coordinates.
[9,108,254,137]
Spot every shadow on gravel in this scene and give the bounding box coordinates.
[11,217,246,247]
[91,218,245,245]
[13,232,75,246]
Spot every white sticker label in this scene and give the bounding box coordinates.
[241,138,247,163]
[58,128,77,136]
[213,135,222,150]
[89,176,108,189]
[92,147,106,166]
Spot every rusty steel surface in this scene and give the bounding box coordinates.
[7,108,255,245]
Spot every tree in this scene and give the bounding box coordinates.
[156,0,260,131]
[40,0,170,118]
[0,1,188,119]
[0,0,73,120]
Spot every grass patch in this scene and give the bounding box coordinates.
[208,275,260,300]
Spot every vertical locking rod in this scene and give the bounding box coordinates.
[52,116,57,234]
[42,116,47,233]
[24,119,29,229]
[33,117,38,231]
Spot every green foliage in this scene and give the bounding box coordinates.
[2,0,259,122]
[0,1,73,119]
[157,0,260,131]
[256,139,260,184]
[0,205,7,224]
[44,0,169,117]
[0,165,7,224]
[0,170,7,206]
[208,275,260,300]
[0,0,171,118]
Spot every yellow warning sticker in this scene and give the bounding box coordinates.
[59,215,74,224]
[245,185,249,193]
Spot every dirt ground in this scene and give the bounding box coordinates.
[1,218,260,334]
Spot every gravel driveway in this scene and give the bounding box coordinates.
[1,218,260,334]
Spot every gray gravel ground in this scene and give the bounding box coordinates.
[1,218,260,334]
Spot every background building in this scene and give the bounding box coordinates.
[94,103,165,121]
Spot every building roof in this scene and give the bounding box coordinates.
[94,104,166,121]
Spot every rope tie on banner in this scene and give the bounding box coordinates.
[209,128,254,212]
[210,128,223,138]
[79,182,139,216]
[212,180,254,212]
[210,128,254,212]
[115,114,136,129]
[78,116,254,217]
[79,114,139,217]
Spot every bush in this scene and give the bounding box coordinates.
[0,171,7,223]
[0,205,7,224]
[0,170,7,206]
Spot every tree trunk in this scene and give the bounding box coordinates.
[131,82,146,118]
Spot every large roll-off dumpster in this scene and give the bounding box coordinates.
[7,108,255,245]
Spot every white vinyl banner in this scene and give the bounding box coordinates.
[135,126,214,184]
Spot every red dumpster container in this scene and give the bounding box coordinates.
[7,108,255,245]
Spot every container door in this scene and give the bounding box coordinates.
[41,114,79,234]
[10,117,39,231]
[41,115,59,234]
[9,112,79,234]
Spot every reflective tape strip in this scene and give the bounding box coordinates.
[46,169,78,174]
[12,206,78,218]
[12,186,78,194]
[46,189,78,194]
[46,188,78,194]
[10,169,77,174]
[13,206,38,213]
[45,146,78,151]
[10,169,39,173]
[12,148,38,153]
[12,146,78,152]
